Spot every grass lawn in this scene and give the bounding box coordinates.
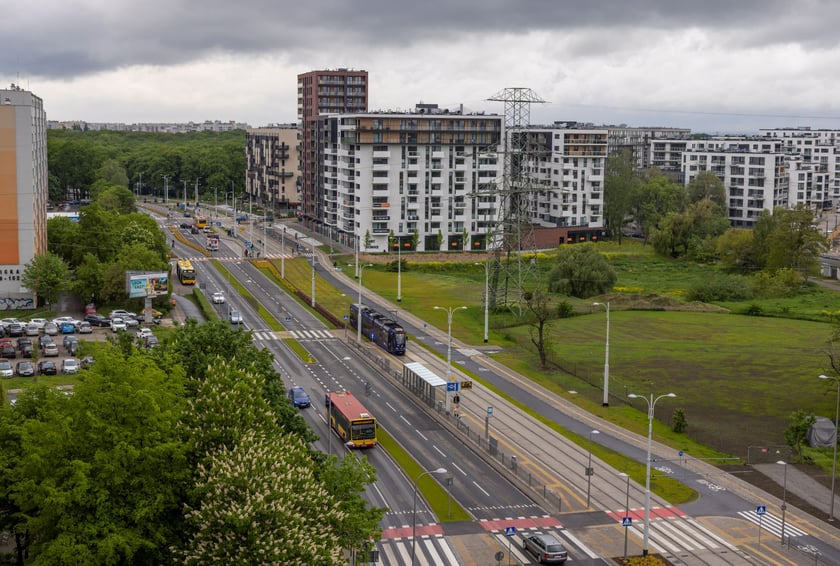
[278,241,840,467]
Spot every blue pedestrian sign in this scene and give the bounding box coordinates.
[446,382,459,392]
[244,240,251,247]
[756,505,766,515]
[504,526,516,537]
[622,516,633,527]
[285,316,292,322]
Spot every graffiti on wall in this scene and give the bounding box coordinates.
[0,296,34,311]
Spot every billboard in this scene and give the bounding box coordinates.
[126,271,169,299]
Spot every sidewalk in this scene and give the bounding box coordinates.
[754,463,840,521]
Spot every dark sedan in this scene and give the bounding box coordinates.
[37,360,57,376]
[84,313,111,327]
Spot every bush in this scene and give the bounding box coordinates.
[672,408,687,433]
[685,273,753,302]
[751,268,801,299]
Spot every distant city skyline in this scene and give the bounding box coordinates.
[5,0,840,133]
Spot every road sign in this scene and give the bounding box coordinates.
[621,516,633,527]
[487,406,494,415]
[461,380,473,389]
[756,505,766,515]
[504,526,516,537]
[285,316,292,322]
[244,240,251,247]
[678,450,684,457]
[446,382,459,392]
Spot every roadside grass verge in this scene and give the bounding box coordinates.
[377,427,471,522]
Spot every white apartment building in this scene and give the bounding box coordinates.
[0,84,48,308]
[519,126,608,230]
[317,105,503,252]
[682,138,789,228]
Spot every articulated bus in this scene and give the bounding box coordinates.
[325,390,377,448]
[176,259,196,285]
[195,215,208,229]
[349,304,407,355]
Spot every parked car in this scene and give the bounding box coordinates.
[110,317,127,332]
[287,387,311,409]
[80,356,95,369]
[522,534,568,564]
[15,360,35,377]
[84,314,110,327]
[136,327,154,340]
[37,360,57,375]
[212,292,226,304]
[0,340,16,360]
[53,317,81,329]
[123,316,140,328]
[27,318,47,330]
[38,334,54,349]
[0,318,20,330]
[17,338,33,359]
[59,321,76,334]
[24,322,40,336]
[229,310,243,325]
[63,335,79,350]
[0,359,12,378]
[43,343,59,357]
[61,358,79,374]
[77,321,93,334]
[43,322,59,336]
[7,323,23,337]
[109,310,135,320]
[143,335,160,349]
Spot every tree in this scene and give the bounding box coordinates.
[73,252,107,304]
[97,185,136,214]
[765,205,827,279]
[523,287,554,369]
[7,347,189,564]
[21,252,69,309]
[716,228,757,273]
[547,244,617,299]
[784,410,816,462]
[687,171,726,211]
[633,174,685,243]
[96,158,129,188]
[603,148,639,243]
[650,199,729,259]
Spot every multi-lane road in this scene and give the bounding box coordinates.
[162,207,840,565]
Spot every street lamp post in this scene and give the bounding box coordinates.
[586,429,600,508]
[619,472,630,560]
[281,228,286,278]
[310,245,316,308]
[627,391,676,556]
[397,235,402,302]
[433,305,467,413]
[593,302,610,406]
[355,263,373,345]
[819,374,840,521]
[411,467,447,565]
[475,260,490,343]
[778,460,788,544]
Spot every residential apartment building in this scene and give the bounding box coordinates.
[681,138,789,227]
[245,126,300,213]
[317,104,503,252]
[606,125,691,170]
[297,69,368,227]
[0,84,48,308]
[518,125,608,238]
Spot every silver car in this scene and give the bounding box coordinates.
[523,533,567,564]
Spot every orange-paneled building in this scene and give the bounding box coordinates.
[0,85,48,309]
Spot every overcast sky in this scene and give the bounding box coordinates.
[4,0,840,133]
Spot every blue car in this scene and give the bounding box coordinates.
[60,322,76,334]
[288,387,311,409]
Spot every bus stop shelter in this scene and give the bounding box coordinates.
[401,362,446,408]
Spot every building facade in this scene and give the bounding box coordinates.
[0,85,48,308]
[245,126,300,213]
[317,105,504,253]
[681,138,789,228]
[297,69,368,227]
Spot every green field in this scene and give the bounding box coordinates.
[291,241,840,465]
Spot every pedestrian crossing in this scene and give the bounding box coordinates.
[606,507,738,555]
[378,528,461,566]
[736,509,808,539]
[182,253,293,262]
[252,329,336,342]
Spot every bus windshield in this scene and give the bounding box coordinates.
[351,422,376,440]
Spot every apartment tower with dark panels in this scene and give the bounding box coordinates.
[297,69,368,228]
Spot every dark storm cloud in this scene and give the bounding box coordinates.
[2,0,837,79]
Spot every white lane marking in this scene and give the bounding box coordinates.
[472,480,490,497]
[433,445,447,458]
[452,463,467,476]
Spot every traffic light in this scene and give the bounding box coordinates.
[453,394,460,405]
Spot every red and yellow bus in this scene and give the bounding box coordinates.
[195,215,208,229]
[176,259,196,285]
[326,390,377,448]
